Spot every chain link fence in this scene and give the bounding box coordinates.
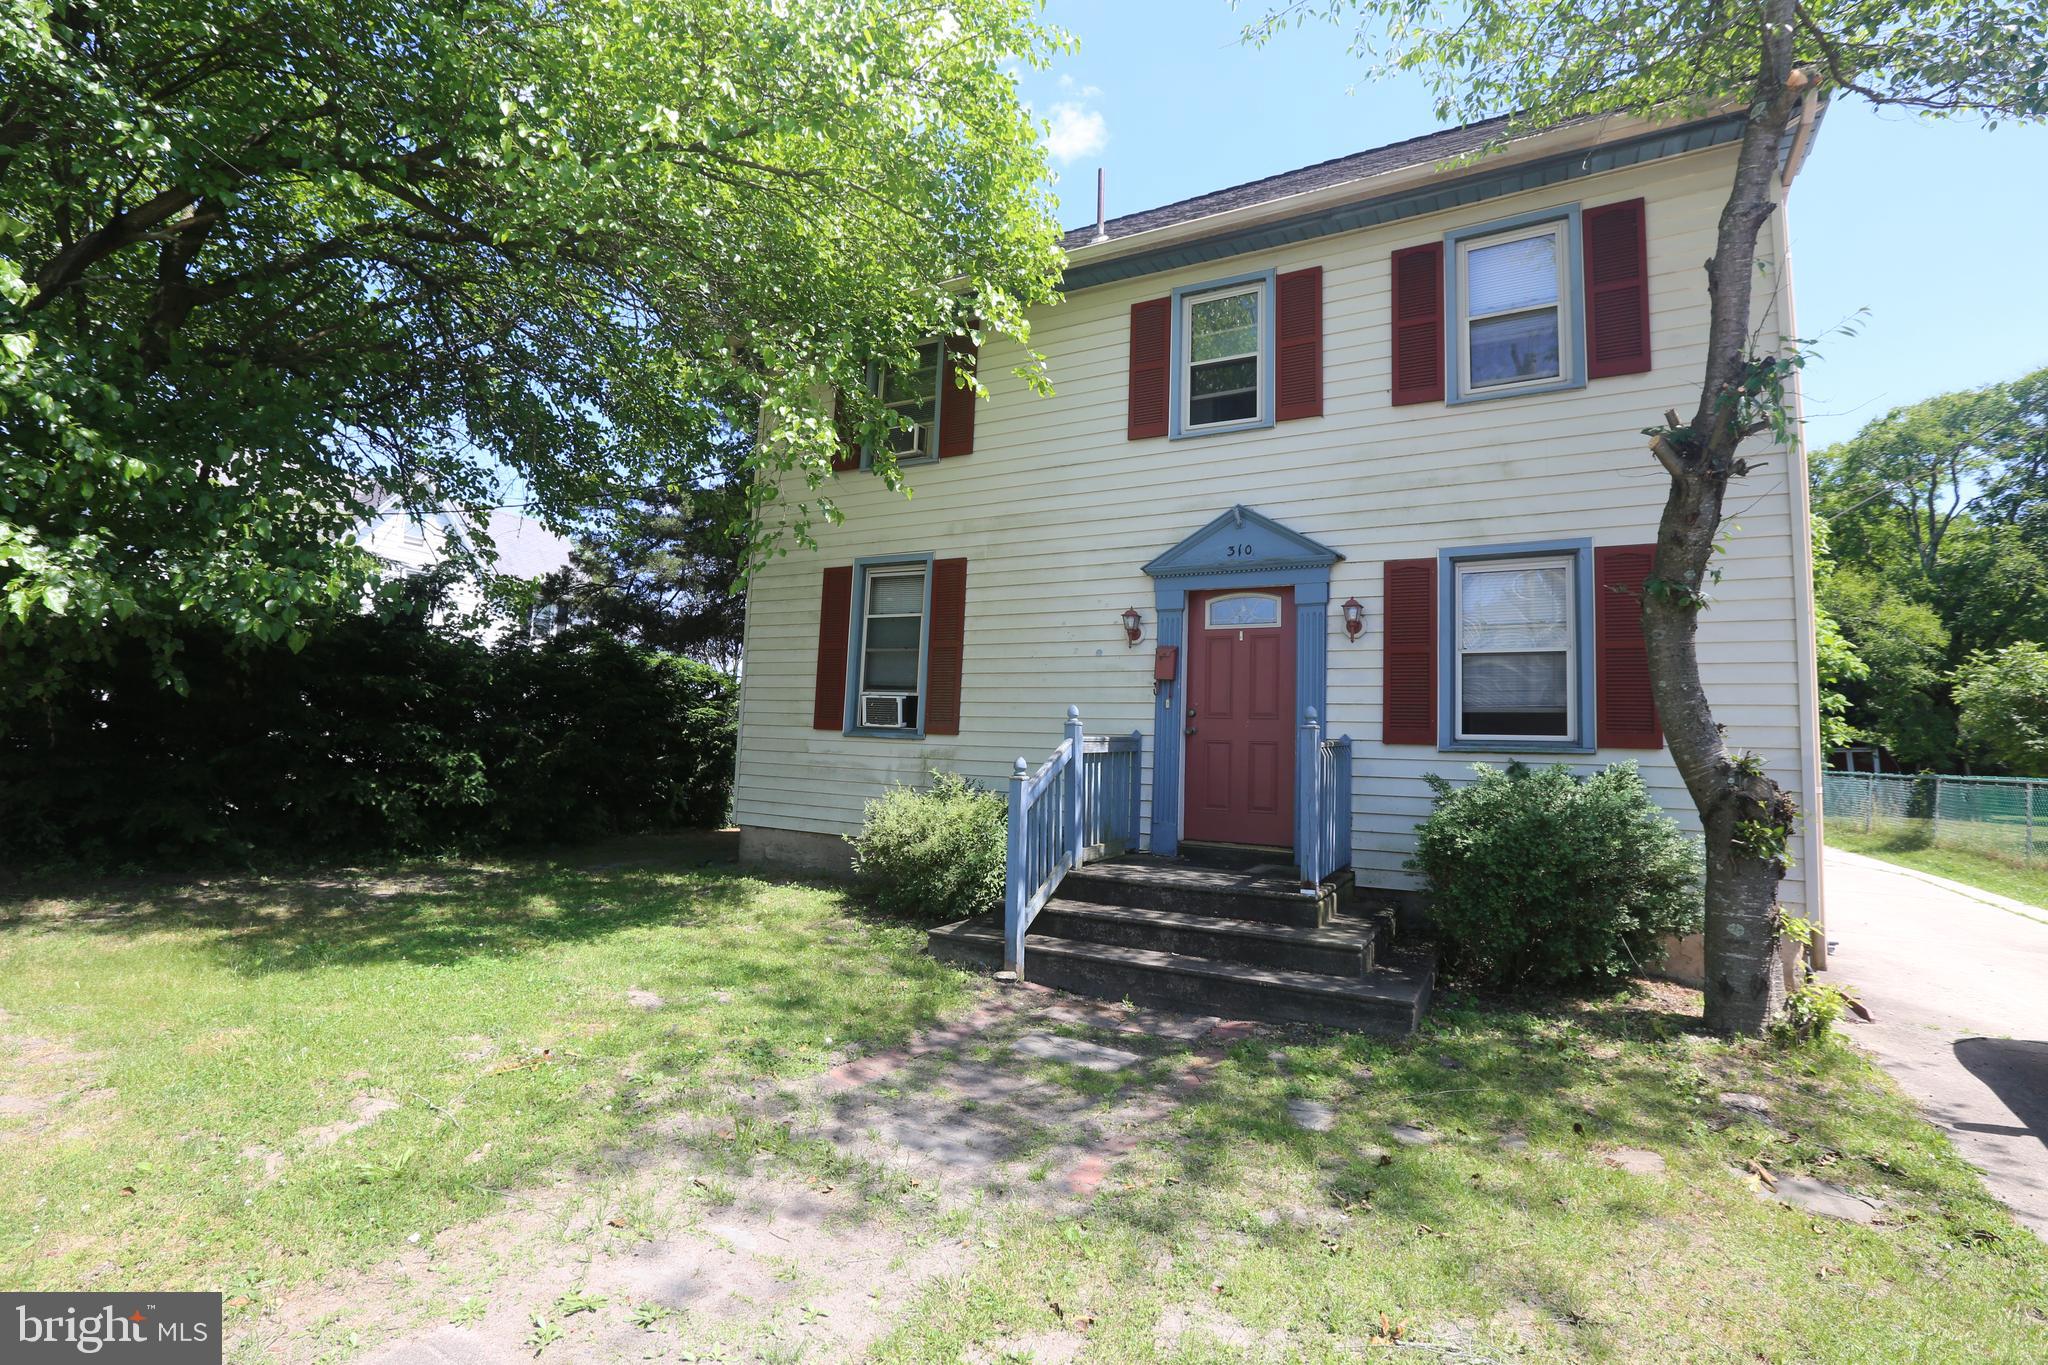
[1822,770,2045,865]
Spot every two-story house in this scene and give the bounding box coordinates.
[730,106,1828,1030]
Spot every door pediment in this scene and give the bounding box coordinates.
[1142,505,1343,581]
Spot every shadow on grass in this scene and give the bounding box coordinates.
[0,830,790,974]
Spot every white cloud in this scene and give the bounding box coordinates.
[1045,101,1108,164]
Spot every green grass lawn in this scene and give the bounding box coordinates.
[4,837,2044,1363]
[0,833,969,1302]
[873,987,2048,1363]
[1827,823,2048,910]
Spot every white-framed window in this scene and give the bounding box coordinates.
[1453,556,1575,742]
[1456,220,1570,394]
[872,342,942,463]
[857,564,928,730]
[1181,282,1265,431]
[1204,592,1283,629]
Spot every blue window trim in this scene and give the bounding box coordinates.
[859,347,944,471]
[1443,204,1586,406]
[1168,268,1278,440]
[1436,538,1595,754]
[843,551,935,740]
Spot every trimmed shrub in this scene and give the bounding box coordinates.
[849,771,1006,921]
[1407,761,1703,988]
[0,602,736,867]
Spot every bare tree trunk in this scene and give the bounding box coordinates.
[1644,0,1805,1035]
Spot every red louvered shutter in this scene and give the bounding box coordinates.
[830,392,861,473]
[1389,243,1444,406]
[924,558,968,735]
[937,336,978,458]
[1583,199,1652,379]
[1127,297,1171,439]
[1381,558,1438,745]
[812,566,853,729]
[1274,266,1323,421]
[1595,544,1663,748]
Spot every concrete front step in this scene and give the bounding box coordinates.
[1034,898,1384,977]
[1059,855,1347,929]
[927,917,1435,1037]
[1176,840,1297,875]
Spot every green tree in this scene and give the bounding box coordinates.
[1249,0,2048,1032]
[1809,518,1866,751]
[550,406,753,672]
[1954,641,2048,776]
[1819,565,1953,766]
[1,0,1066,696]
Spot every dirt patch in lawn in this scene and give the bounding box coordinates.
[242,985,1254,1363]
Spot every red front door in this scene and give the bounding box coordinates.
[1184,587,1295,847]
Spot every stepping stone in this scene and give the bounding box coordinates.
[1601,1147,1667,1176]
[1499,1131,1530,1153]
[1718,1092,1772,1117]
[1012,1033,1141,1073]
[626,988,665,1009]
[1285,1099,1336,1132]
[1389,1123,1437,1146]
[1751,1172,1886,1225]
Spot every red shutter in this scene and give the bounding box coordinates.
[1389,243,1444,406]
[1583,199,1651,379]
[924,557,968,735]
[1381,558,1437,745]
[830,392,861,473]
[812,565,853,729]
[1595,544,1663,748]
[1275,266,1323,421]
[1127,297,1171,439]
[937,336,978,458]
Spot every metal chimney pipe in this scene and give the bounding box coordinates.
[1093,167,1107,243]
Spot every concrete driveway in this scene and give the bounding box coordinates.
[1819,847,2048,1237]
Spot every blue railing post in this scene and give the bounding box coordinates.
[1065,706,1086,868]
[1128,729,1144,851]
[1298,707,1322,893]
[1004,755,1029,975]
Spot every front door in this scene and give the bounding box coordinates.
[1184,587,1295,847]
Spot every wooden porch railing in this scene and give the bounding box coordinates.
[1295,707,1354,893]
[1004,707,1142,975]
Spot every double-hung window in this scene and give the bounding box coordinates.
[873,342,942,463]
[855,563,928,731]
[1179,280,1266,432]
[1454,556,1575,741]
[1456,220,1571,394]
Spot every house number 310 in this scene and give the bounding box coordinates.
[1225,543,1255,558]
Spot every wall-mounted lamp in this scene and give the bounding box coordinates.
[1341,597,1365,642]
[1121,606,1144,648]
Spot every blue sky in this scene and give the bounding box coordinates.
[1018,2,2048,451]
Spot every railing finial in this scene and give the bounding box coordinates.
[1067,704,1081,722]
[1013,756,1029,776]
[1305,705,1318,725]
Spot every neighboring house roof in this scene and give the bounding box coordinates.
[1061,113,1525,251]
[478,507,576,580]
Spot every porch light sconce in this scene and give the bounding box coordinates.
[1120,606,1144,647]
[1341,597,1365,642]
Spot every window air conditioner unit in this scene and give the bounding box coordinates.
[860,692,913,729]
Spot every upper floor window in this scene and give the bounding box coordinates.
[873,342,942,463]
[1457,221,1570,394]
[1454,555,1575,742]
[1183,283,1264,430]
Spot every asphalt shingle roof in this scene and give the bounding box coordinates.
[1061,114,1525,252]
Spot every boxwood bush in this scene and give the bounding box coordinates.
[1408,761,1703,988]
[849,771,1006,921]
